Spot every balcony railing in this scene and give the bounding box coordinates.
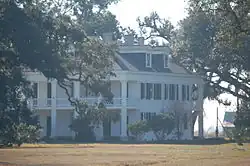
[28,97,137,109]
[28,98,52,108]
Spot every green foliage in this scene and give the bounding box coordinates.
[0,112,40,147]
[128,121,149,141]
[14,123,41,146]
[234,99,250,144]
[147,112,175,141]
[138,0,250,104]
[70,101,119,142]
[0,0,120,145]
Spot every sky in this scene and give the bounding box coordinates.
[109,0,237,132]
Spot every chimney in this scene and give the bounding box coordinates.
[124,35,134,46]
[102,32,113,42]
[138,37,144,46]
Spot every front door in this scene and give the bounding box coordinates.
[103,118,111,139]
[46,116,51,137]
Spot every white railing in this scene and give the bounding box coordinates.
[29,98,52,108]
[28,97,138,109]
[80,98,123,107]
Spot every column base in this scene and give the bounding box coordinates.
[96,136,104,141]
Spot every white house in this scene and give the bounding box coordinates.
[24,34,204,141]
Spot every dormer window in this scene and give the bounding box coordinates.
[146,53,152,68]
[164,54,168,68]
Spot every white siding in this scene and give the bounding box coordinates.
[36,110,50,138]
[56,110,73,137]
[111,121,121,136]
[38,82,47,98]
[56,84,69,98]
[128,82,140,98]
[111,81,121,98]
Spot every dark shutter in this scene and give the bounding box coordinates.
[141,83,145,99]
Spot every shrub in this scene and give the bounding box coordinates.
[15,123,41,146]
[147,112,175,141]
[70,101,120,142]
[70,118,96,142]
[128,121,149,141]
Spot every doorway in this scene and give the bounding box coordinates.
[46,116,51,137]
[103,118,111,139]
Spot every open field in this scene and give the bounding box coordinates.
[0,143,250,166]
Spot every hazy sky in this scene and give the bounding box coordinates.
[109,0,188,28]
[109,0,236,132]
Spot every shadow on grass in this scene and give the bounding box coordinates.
[40,137,238,145]
[1,138,246,149]
[0,161,21,166]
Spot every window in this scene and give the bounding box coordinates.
[141,112,157,121]
[182,85,190,101]
[140,112,144,120]
[142,83,162,100]
[32,83,38,98]
[169,84,175,100]
[146,83,153,99]
[141,83,145,99]
[153,84,162,100]
[183,113,188,129]
[182,85,186,101]
[164,54,168,68]
[47,83,52,98]
[187,85,190,101]
[176,84,179,100]
[164,84,168,100]
[127,82,129,98]
[145,53,152,68]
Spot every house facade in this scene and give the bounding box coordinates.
[24,34,204,141]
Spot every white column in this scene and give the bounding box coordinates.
[72,81,80,138]
[198,109,204,138]
[120,80,128,140]
[51,79,57,138]
[188,84,193,139]
[198,83,204,139]
[73,81,80,117]
[73,81,80,99]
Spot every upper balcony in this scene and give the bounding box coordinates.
[28,97,139,110]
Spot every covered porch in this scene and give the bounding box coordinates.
[35,108,139,140]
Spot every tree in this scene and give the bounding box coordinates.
[70,101,119,142]
[147,112,175,141]
[234,99,250,144]
[0,0,121,145]
[137,0,250,103]
[128,120,149,141]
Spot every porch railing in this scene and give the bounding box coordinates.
[28,97,137,109]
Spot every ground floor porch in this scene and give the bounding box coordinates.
[35,109,139,141]
[35,109,194,141]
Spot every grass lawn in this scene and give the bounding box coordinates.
[0,143,249,166]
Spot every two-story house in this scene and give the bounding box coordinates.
[25,33,204,141]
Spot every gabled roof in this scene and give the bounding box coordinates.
[114,52,189,74]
